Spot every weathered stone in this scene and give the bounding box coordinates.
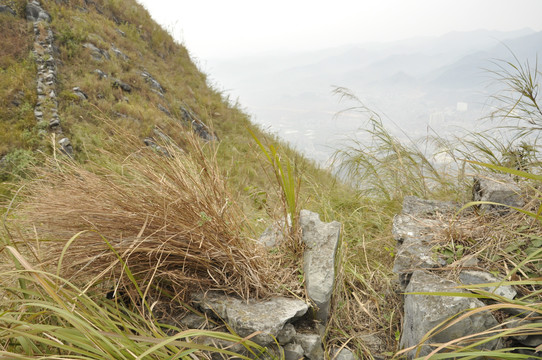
[192,291,308,346]
[58,137,74,157]
[402,196,458,217]
[258,219,288,248]
[157,103,171,117]
[506,318,542,347]
[277,323,296,345]
[180,106,218,141]
[473,174,523,213]
[0,5,16,16]
[143,137,169,157]
[112,78,131,92]
[116,28,126,37]
[72,87,88,100]
[459,270,517,300]
[400,270,501,359]
[141,71,164,93]
[111,45,129,60]
[94,69,108,79]
[294,333,324,360]
[179,313,209,329]
[331,347,358,360]
[26,1,51,22]
[301,210,340,324]
[358,333,386,357]
[392,213,447,289]
[83,42,110,61]
[284,343,304,360]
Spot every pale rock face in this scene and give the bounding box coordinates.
[400,270,501,359]
[192,291,308,346]
[300,209,341,324]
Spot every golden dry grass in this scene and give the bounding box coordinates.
[10,130,303,302]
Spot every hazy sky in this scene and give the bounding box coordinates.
[136,0,542,59]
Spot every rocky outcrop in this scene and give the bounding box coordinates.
[192,291,309,347]
[394,176,526,358]
[26,0,50,22]
[29,1,73,156]
[83,42,110,61]
[170,210,345,360]
[0,4,16,16]
[473,174,523,212]
[180,105,218,142]
[301,210,341,324]
[400,270,501,358]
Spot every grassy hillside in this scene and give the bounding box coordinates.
[0,0,405,358]
[2,0,540,359]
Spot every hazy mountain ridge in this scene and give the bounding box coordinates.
[208,28,541,164]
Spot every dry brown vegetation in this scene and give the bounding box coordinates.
[11,129,304,302]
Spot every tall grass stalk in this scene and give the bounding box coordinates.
[332,87,459,202]
[249,129,302,252]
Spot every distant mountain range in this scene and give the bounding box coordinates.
[207,29,542,164]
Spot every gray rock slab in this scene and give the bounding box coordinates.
[392,214,446,288]
[284,343,304,360]
[83,42,110,61]
[294,333,324,360]
[192,291,308,346]
[26,1,51,22]
[258,220,288,248]
[331,348,358,360]
[277,323,296,345]
[473,175,523,213]
[506,318,542,347]
[459,270,517,300]
[401,270,501,359]
[301,209,341,324]
[0,5,16,16]
[112,78,131,92]
[402,196,458,217]
[58,137,74,157]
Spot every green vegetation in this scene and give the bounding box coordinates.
[0,0,540,358]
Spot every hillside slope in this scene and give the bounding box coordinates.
[0,1,406,358]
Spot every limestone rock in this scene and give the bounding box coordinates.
[94,69,108,79]
[72,87,88,100]
[26,1,51,22]
[506,318,542,347]
[284,343,304,360]
[141,71,164,93]
[277,323,296,345]
[391,197,454,289]
[300,210,341,324]
[294,333,324,360]
[192,291,308,346]
[258,219,289,248]
[180,106,218,141]
[459,270,517,300]
[83,42,110,61]
[401,196,458,217]
[473,174,523,213]
[157,103,171,117]
[331,347,358,360]
[58,137,74,157]
[0,5,16,16]
[400,270,501,359]
[112,78,131,92]
[111,45,129,60]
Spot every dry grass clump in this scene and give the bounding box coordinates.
[11,132,297,301]
[433,192,542,287]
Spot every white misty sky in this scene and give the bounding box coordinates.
[136,0,542,59]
